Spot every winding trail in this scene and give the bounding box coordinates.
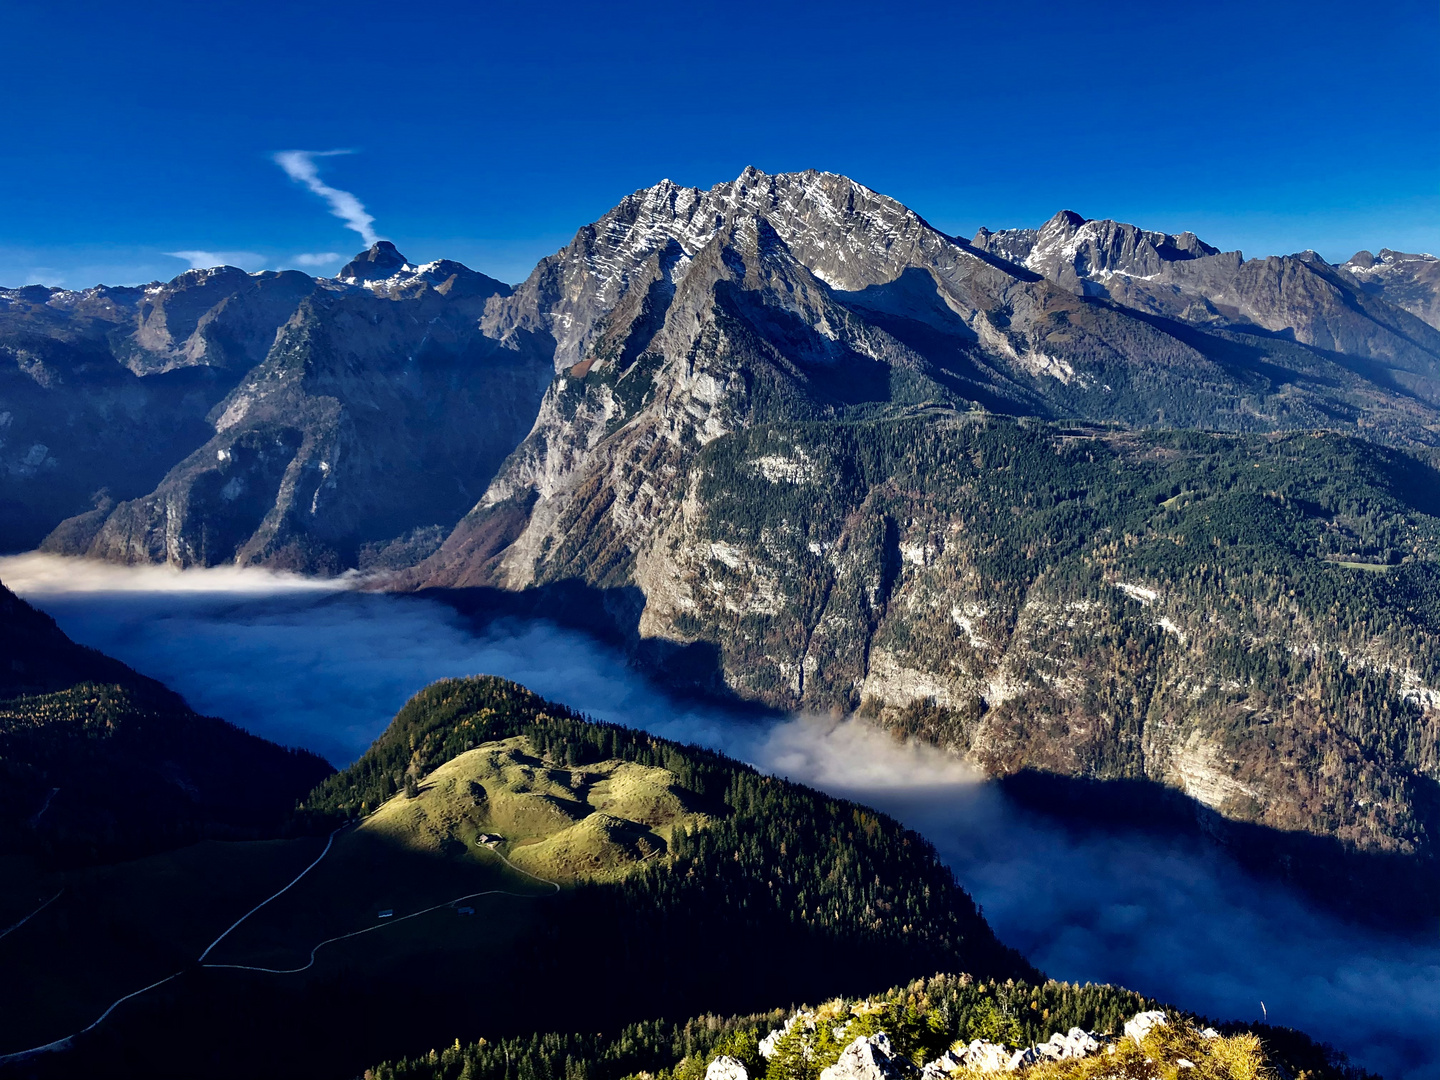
[204,847,559,974]
[196,824,347,962]
[0,829,558,1065]
[0,889,63,944]
[27,787,59,827]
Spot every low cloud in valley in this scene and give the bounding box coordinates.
[1,554,1436,1080]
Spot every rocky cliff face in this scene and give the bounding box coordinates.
[35,246,552,571]
[0,268,320,550]
[398,173,1440,898]
[973,210,1220,290]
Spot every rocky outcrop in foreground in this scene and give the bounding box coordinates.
[750,1008,1233,1078]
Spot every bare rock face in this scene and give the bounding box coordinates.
[988,210,1219,290]
[704,1056,749,1080]
[339,240,409,282]
[0,267,317,550]
[819,1033,911,1080]
[972,211,1440,388]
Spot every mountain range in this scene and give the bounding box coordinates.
[6,167,1440,914]
[6,169,1438,569]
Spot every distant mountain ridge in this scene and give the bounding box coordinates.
[969,210,1440,373]
[1342,246,1440,328]
[8,168,1440,569]
[4,245,546,569]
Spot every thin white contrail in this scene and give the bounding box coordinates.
[274,150,380,247]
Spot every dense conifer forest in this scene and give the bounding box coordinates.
[0,582,331,863]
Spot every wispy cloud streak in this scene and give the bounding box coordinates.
[273,150,380,247]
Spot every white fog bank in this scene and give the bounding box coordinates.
[3,554,1437,1080]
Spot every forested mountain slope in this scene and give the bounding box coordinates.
[416,411,1440,916]
[9,676,1029,1080]
[0,580,331,862]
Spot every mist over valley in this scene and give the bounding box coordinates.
[3,555,1435,1080]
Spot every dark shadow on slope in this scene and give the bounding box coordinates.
[5,700,1027,1080]
[1099,300,1440,413]
[999,769,1440,930]
[834,269,1046,416]
[949,239,1046,281]
[417,580,780,723]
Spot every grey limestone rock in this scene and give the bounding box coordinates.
[38,244,541,572]
[818,1033,911,1080]
[705,1056,749,1080]
[1343,248,1440,329]
[1124,1010,1169,1045]
[1008,1027,1101,1067]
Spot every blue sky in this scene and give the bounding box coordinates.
[1,0,1435,288]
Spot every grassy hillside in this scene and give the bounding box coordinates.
[366,972,1369,1080]
[8,676,1029,1080]
[0,581,332,866]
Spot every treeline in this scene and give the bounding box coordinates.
[0,581,331,864]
